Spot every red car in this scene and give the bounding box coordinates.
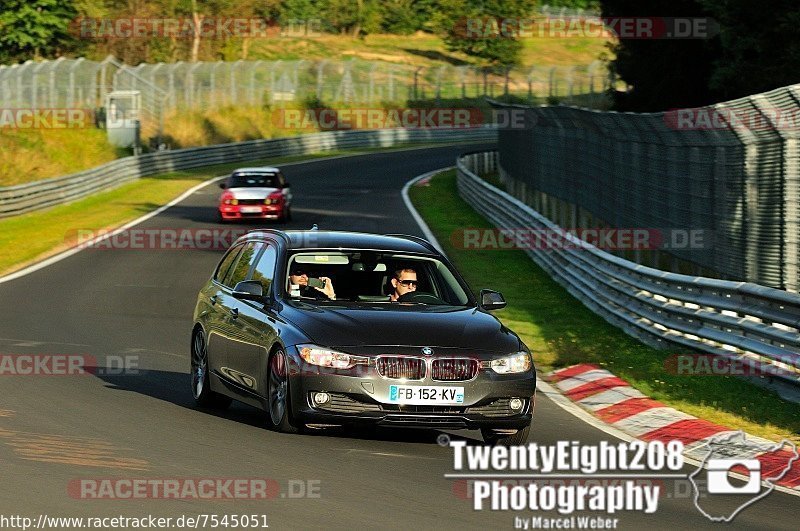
[218,167,293,222]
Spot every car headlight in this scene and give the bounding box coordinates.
[298,345,367,370]
[483,352,532,374]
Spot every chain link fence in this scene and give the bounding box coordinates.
[492,83,800,293]
[0,56,614,141]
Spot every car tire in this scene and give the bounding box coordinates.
[191,328,232,409]
[266,348,300,433]
[481,424,531,446]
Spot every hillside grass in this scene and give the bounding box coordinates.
[235,32,609,67]
[0,129,123,187]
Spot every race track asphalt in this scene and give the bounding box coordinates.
[0,144,797,530]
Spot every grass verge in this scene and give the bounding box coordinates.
[0,143,464,277]
[0,128,123,187]
[408,169,800,444]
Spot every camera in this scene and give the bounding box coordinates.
[707,459,761,494]
[307,277,326,289]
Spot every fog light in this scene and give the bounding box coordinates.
[509,398,523,411]
[313,392,330,405]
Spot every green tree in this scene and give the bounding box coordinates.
[700,0,800,101]
[602,0,800,110]
[324,0,382,37]
[0,0,78,62]
[381,0,438,34]
[381,0,419,34]
[281,0,321,22]
[435,0,536,68]
[601,0,720,111]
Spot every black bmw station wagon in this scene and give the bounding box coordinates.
[191,230,536,444]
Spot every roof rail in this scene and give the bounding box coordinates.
[383,233,438,253]
[244,228,291,243]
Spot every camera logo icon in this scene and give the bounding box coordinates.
[706,459,761,494]
[690,430,799,522]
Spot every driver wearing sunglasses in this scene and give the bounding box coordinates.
[390,268,418,301]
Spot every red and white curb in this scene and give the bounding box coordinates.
[548,364,800,492]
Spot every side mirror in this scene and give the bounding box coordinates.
[479,289,506,311]
[219,181,227,189]
[232,280,264,302]
[282,181,291,188]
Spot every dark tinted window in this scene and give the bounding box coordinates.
[228,172,279,188]
[251,245,277,293]
[214,244,243,283]
[284,252,471,305]
[223,242,263,288]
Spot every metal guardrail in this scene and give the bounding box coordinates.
[0,127,497,218]
[457,151,800,384]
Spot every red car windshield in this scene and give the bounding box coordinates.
[229,172,280,188]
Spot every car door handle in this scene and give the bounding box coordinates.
[230,307,239,319]
[210,295,218,305]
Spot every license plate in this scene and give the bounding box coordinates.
[388,385,464,405]
[239,206,262,213]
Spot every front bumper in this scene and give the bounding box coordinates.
[286,349,536,430]
[219,204,284,220]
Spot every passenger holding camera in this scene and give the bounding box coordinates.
[288,267,336,300]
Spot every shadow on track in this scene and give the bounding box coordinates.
[90,368,482,445]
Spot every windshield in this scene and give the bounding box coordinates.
[228,172,281,188]
[283,251,472,307]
